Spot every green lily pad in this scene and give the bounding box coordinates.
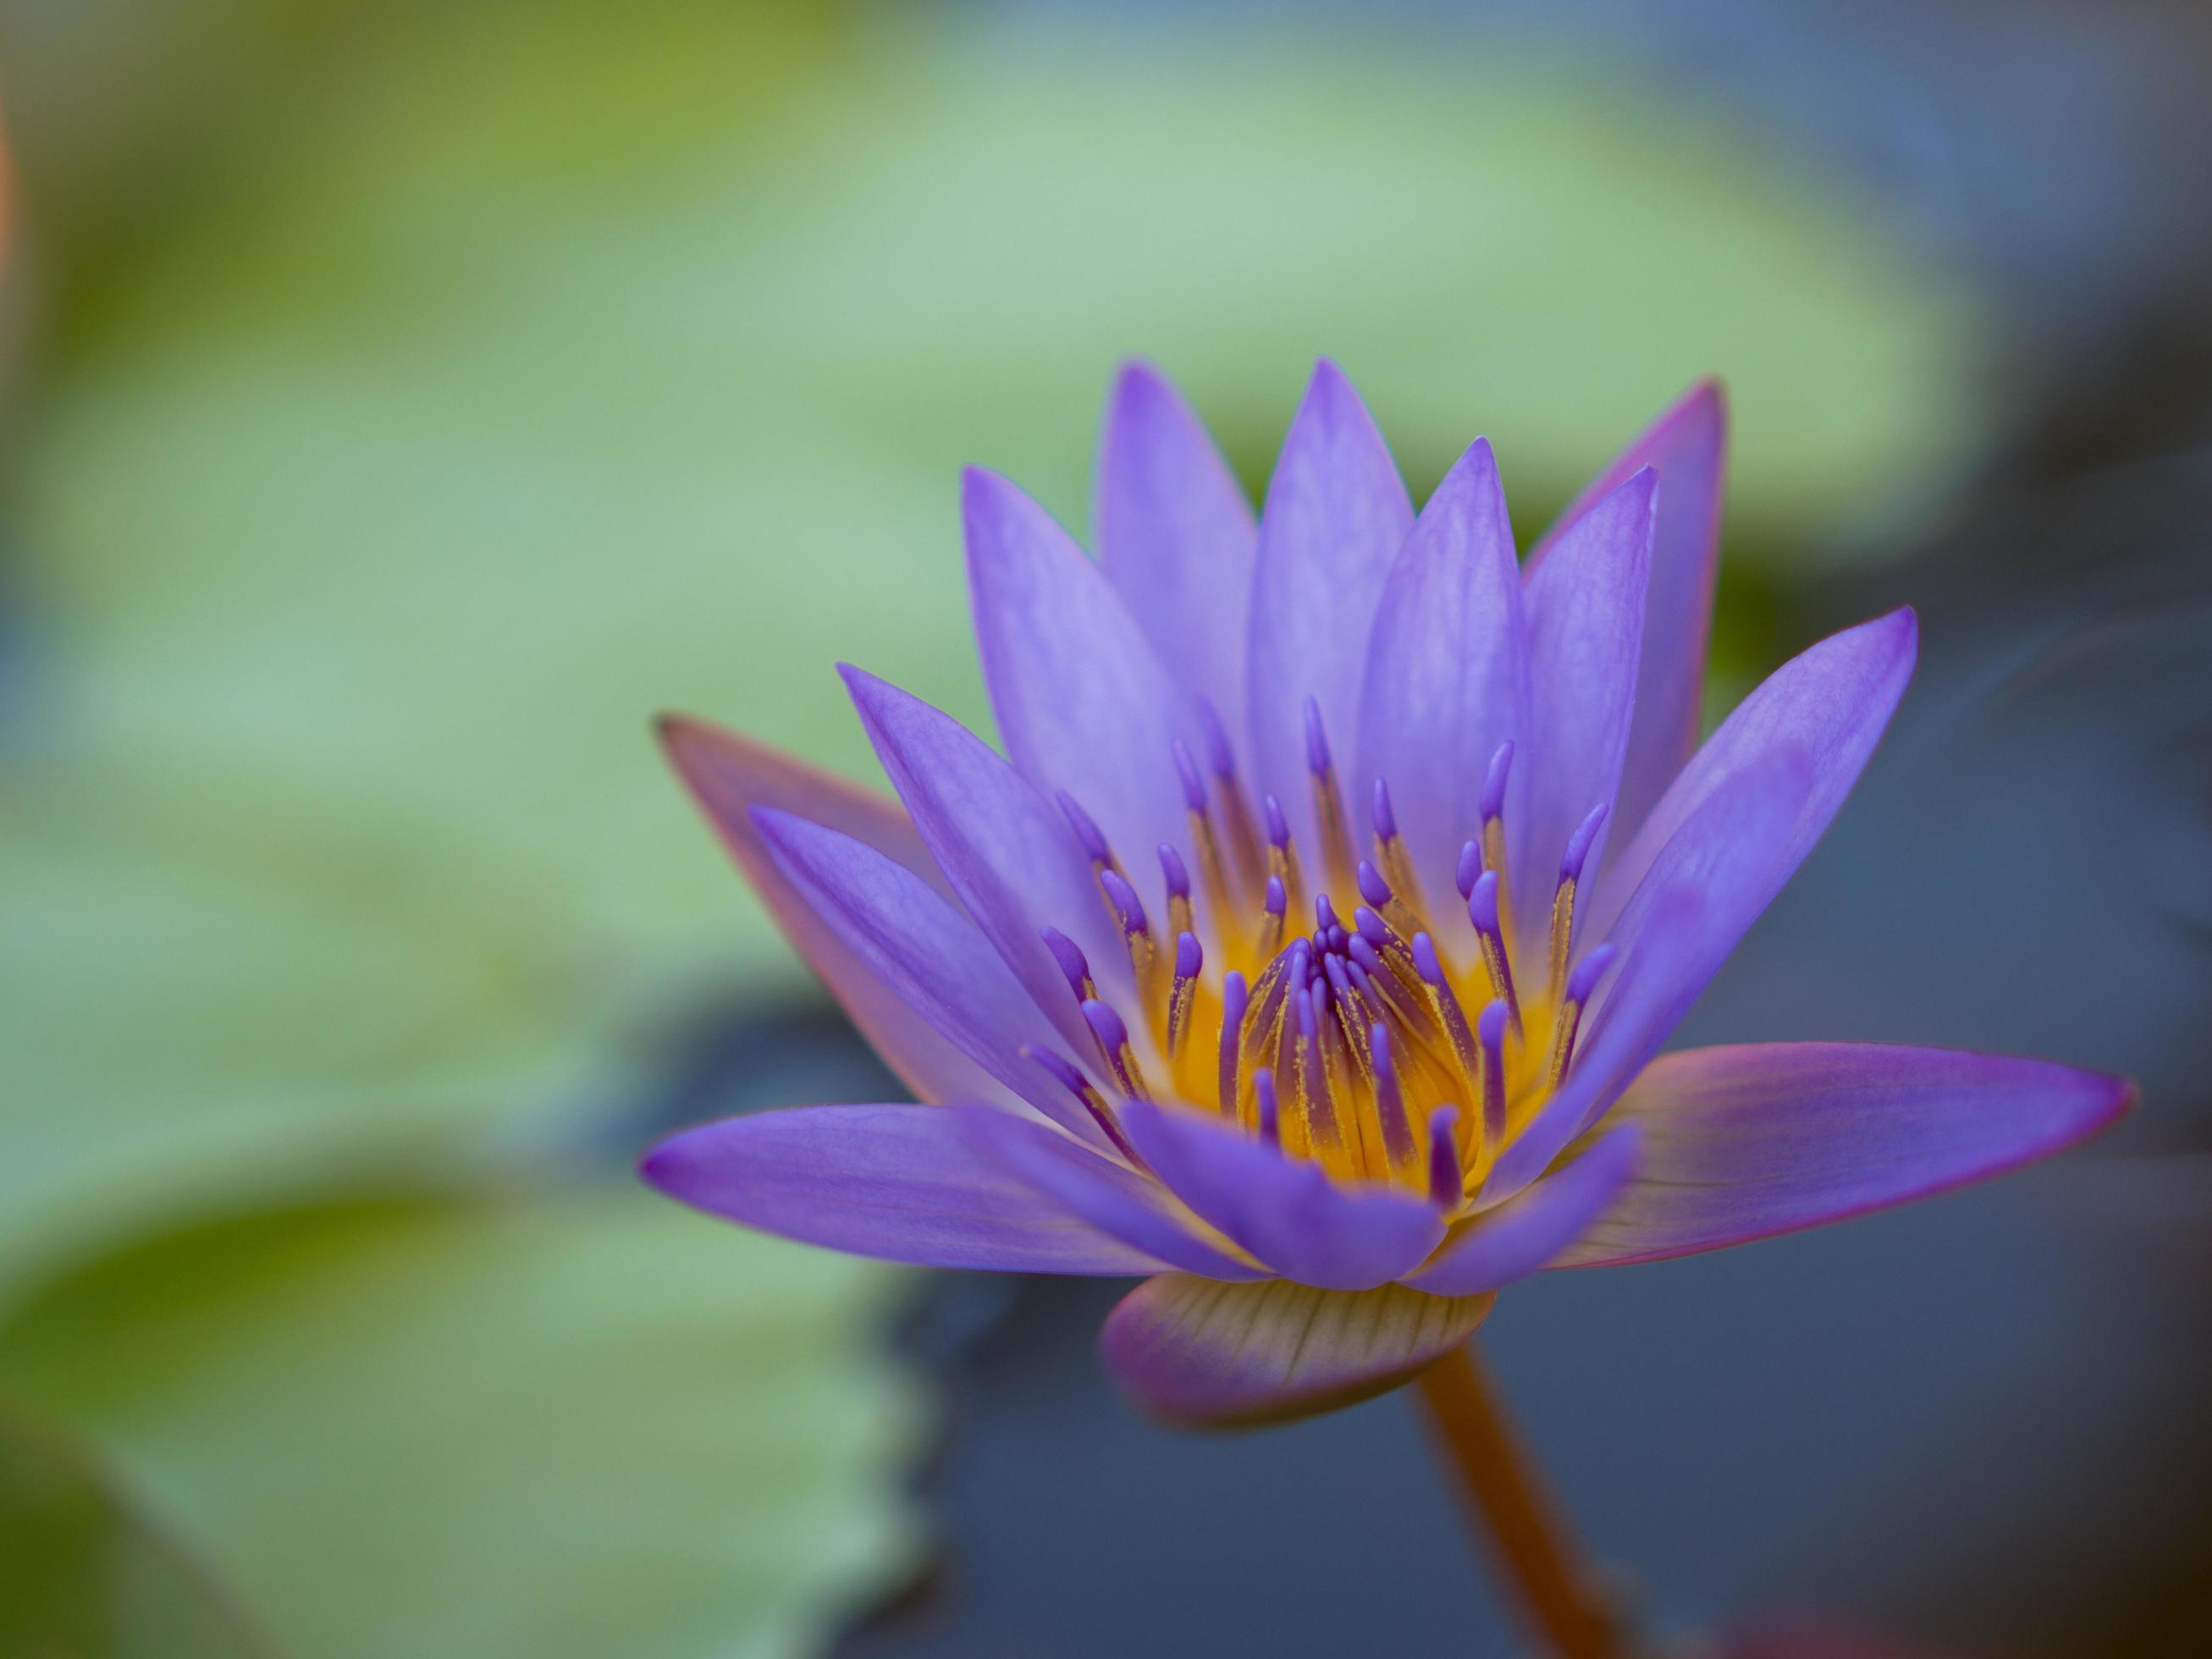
[0,1186,927,1659]
[0,1399,273,1659]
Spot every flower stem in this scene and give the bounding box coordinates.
[1413,1342,1624,1659]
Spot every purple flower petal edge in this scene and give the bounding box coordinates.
[642,1104,1170,1276]
[1553,1044,2135,1266]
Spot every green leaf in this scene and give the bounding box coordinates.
[0,1187,927,1659]
[0,1398,273,1659]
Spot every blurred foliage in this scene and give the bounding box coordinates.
[0,1190,924,1659]
[0,0,1996,1652]
[0,1403,272,1659]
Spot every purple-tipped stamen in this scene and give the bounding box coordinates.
[1168,930,1203,1055]
[1371,777,1398,843]
[1302,695,1333,776]
[1467,869,1521,1029]
[1218,968,1249,1119]
[1266,875,1288,918]
[1057,790,1113,868]
[1040,925,1095,1003]
[1476,998,1510,1145]
[1413,930,1485,1095]
[1565,941,1618,1006]
[1022,1044,1139,1165]
[1254,1066,1281,1149]
[1426,1105,1463,1210]
[1197,697,1238,781]
[1100,868,1149,938]
[1314,893,1340,934]
[1295,984,1343,1155]
[1082,997,1148,1100]
[1560,801,1609,885]
[1370,1022,1417,1171]
[1356,859,1392,910]
[1456,840,1482,901]
[1264,793,1292,851]
[1159,843,1192,902]
[1548,942,1618,1087]
[1172,740,1207,814]
[1479,741,1514,824]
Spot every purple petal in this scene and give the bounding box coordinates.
[966,467,1196,907]
[953,1106,1268,1281]
[1095,361,1257,733]
[1355,438,1531,914]
[1486,748,1813,1200]
[1584,607,1918,947]
[642,1105,1168,1275]
[753,807,1065,1111]
[1404,1127,1641,1295]
[1116,1100,1443,1290]
[1553,1044,2135,1266]
[657,716,1016,1109]
[1513,467,1656,952]
[842,666,1128,1055]
[1245,361,1414,852]
[1100,1274,1492,1428]
[1530,380,1726,848]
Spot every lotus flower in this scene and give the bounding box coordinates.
[643,361,2131,1428]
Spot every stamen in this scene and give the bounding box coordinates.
[1411,931,1484,1097]
[1168,930,1202,1055]
[1369,1023,1420,1175]
[1254,1066,1281,1149]
[1039,926,1097,1005]
[1263,792,1306,922]
[1099,868,1161,1008]
[1294,985,1344,1159]
[1357,857,1423,942]
[1198,697,1267,891]
[1158,843,1195,941]
[1217,969,1249,1118]
[1370,778,1431,929]
[1547,802,1608,1014]
[1547,942,1616,1088]
[1257,873,1288,962]
[1478,741,1517,949]
[1057,791,1119,876]
[1303,696,1360,896]
[1466,870,1521,1032]
[1456,840,1481,901]
[1023,1044,1140,1165]
[1477,998,1510,1148]
[1082,998,1150,1101]
[1426,1104,1464,1210]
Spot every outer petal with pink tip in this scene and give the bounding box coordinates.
[656,716,1016,1109]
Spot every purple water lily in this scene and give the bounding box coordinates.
[643,361,2131,1429]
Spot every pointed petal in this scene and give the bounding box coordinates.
[1555,1044,2134,1266]
[1355,438,1531,908]
[1407,1127,1641,1295]
[1100,1274,1493,1428]
[842,666,1126,1058]
[641,1105,1168,1274]
[753,807,1062,1111]
[1513,468,1655,950]
[1584,608,1918,948]
[1116,1100,1444,1291]
[658,716,1013,1108]
[1487,747,1812,1200]
[953,1106,1268,1281]
[1246,360,1414,849]
[1095,361,1257,732]
[966,467,1194,907]
[1531,380,1727,846]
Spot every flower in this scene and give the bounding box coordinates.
[641,361,2132,1428]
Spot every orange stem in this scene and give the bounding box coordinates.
[1413,1342,1625,1659]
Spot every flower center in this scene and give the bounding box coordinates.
[1025,698,1616,1215]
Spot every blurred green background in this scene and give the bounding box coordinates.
[0,0,2032,1653]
